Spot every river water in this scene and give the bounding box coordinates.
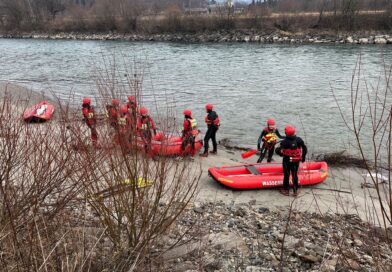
[1,39,391,154]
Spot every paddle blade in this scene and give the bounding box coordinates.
[241,149,258,159]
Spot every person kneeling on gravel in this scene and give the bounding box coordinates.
[275,125,307,197]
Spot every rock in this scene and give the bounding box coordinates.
[387,38,392,44]
[353,239,363,247]
[258,207,269,214]
[283,235,300,250]
[172,261,196,272]
[320,258,337,272]
[203,255,222,272]
[246,266,265,272]
[299,254,321,263]
[234,207,247,217]
[347,259,361,270]
[346,36,354,43]
[375,37,387,44]
[193,207,204,214]
[359,38,369,44]
[362,254,373,264]
[249,199,257,205]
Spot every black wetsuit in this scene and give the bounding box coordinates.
[276,136,307,192]
[203,110,219,154]
[257,128,283,163]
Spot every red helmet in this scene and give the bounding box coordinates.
[205,104,214,111]
[128,96,135,102]
[82,98,91,104]
[112,99,119,106]
[139,107,148,115]
[120,105,128,114]
[267,119,275,126]
[183,109,192,116]
[285,125,296,136]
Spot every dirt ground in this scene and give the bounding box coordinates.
[192,146,386,226]
[2,82,386,226]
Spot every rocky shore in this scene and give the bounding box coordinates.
[1,31,392,44]
[160,201,392,271]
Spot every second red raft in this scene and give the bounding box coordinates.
[23,101,55,123]
[208,161,328,189]
[137,134,203,156]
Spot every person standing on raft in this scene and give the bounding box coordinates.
[137,107,157,154]
[82,98,98,148]
[257,119,283,163]
[275,125,307,197]
[200,103,220,157]
[181,109,199,156]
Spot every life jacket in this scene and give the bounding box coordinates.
[263,133,278,144]
[205,111,220,127]
[213,116,220,127]
[139,116,155,131]
[281,147,302,162]
[185,118,199,137]
[82,107,95,126]
[118,116,128,127]
[190,118,198,129]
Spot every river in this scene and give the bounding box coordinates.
[1,38,391,154]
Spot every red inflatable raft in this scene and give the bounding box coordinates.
[137,134,203,156]
[23,101,55,123]
[208,162,328,189]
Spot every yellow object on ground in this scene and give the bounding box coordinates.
[124,177,154,188]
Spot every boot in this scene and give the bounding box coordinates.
[292,187,298,197]
[199,151,208,157]
[279,188,289,196]
[210,150,217,155]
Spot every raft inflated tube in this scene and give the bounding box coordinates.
[209,161,329,189]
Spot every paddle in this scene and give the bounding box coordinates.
[241,149,258,159]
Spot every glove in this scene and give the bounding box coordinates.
[301,157,306,163]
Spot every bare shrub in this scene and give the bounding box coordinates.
[161,4,183,33]
[0,57,201,270]
[0,87,86,270]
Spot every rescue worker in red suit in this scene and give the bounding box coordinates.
[125,96,138,146]
[117,105,132,151]
[257,119,283,163]
[137,107,157,154]
[200,103,220,157]
[82,98,98,147]
[126,95,138,129]
[181,109,199,156]
[275,125,307,197]
[107,99,120,129]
